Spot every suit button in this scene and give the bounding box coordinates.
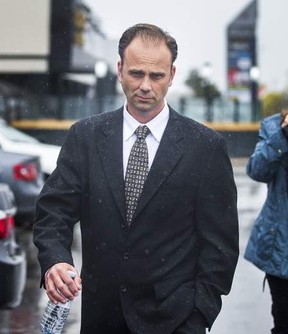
[121,223,126,229]
[121,285,127,292]
[123,252,129,260]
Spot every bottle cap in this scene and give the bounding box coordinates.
[67,270,76,279]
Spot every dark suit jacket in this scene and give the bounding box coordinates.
[33,107,239,333]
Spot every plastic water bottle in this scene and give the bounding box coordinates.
[40,270,76,334]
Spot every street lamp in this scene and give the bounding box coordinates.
[249,66,260,122]
[201,62,215,122]
[94,61,108,79]
[94,60,108,113]
[201,62,213,80]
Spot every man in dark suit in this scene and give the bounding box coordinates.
[33,23,239,334]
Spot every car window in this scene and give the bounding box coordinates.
[0,122,39,143]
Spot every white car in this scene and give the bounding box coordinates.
[0,119,61,179]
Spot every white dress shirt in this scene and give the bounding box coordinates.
[123,102,169,178]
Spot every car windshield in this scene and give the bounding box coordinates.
[0,121,39,143]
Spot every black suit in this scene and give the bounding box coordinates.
[33,107,239,334]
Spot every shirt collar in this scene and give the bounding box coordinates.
[123,101,169,142]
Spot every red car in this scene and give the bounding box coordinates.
[0,149,44,226]
[0,183,26,308]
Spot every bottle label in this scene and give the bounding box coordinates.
[40,271,76,333]
[40,301,71,333]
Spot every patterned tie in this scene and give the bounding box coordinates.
[125,125,150,225]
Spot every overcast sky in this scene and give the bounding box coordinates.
[86,0,288,96]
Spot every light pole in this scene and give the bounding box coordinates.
[201,62,214,122]
[94,60,108,113]
[249,66,260,122]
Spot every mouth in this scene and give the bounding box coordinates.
[136,95,152,102]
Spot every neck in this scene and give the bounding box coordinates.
[127,104,165,124]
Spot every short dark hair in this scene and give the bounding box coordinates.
[118,23,178,64]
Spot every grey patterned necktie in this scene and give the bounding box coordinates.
[125,125,150,225]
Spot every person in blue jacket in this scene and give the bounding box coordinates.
[245,109,288,334]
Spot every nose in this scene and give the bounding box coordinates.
[139,76,152,92]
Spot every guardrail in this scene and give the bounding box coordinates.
[11,119,259,157]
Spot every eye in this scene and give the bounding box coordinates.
[129,70,144,78]
[150,73,164,80]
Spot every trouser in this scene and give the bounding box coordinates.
[266,274,288,334]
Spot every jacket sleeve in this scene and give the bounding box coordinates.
[247,116,288,183]
[33,124,82,282]
[192,137,239,329]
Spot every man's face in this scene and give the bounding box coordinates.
[117,37,176,122]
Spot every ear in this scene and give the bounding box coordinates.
[117,61,123,83]
[169,66,176,87]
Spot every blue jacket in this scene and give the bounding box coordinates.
[244,113,288,278]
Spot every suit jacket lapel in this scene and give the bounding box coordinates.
[95,108,185,225]
[133,109,185,222]
[96,109,126,221]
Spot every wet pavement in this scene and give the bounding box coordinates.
[210,158,273,334]
[0,158,273,333]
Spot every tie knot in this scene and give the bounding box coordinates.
[135,125,150,139]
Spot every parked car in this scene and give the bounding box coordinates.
[0,149,44,225]
[0,183,26,309]
[0,119,61,179]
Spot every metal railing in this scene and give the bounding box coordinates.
[0,94,260,124]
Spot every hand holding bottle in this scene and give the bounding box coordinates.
[44,263,81,305]
[40,269,79,333]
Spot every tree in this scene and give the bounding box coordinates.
[185,69,221,122]
[261,92,286,118]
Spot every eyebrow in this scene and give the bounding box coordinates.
[128,69,165,76]
[128,69,144,74]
